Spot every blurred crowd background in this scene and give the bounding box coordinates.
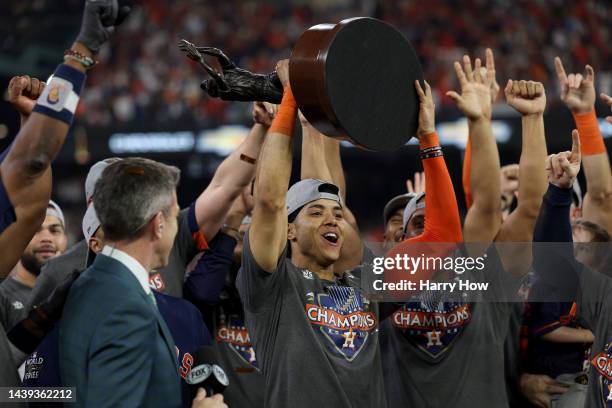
[0,0,610,242]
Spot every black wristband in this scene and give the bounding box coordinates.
[420,146,443,160]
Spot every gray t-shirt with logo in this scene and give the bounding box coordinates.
[380,248,522,408]
[575,265,612,408]
[214,303,265,408]
[236,233,387,408]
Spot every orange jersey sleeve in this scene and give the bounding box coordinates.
[383,132,462,296]
[404,132,463,244]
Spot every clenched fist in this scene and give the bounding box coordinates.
[505,80,546,116]
[7,75,46,122]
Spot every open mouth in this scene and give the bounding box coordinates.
[322,232,339,245]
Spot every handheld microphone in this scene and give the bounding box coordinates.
[186,346,229,396]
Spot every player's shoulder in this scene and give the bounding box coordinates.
[44,239,88,272]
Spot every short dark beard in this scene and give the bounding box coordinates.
[20,252,43,276]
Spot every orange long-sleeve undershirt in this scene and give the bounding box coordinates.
[384,132,463,293]
[392,131,463,248]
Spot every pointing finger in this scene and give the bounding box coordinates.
[554,57,568,84]
[585,65,594,82]
[570,129,581,161]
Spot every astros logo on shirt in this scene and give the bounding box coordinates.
[392,301,472,358]
[305,285,377,361]
[591,342,612,407]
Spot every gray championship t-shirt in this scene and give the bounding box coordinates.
[0,277,32,331]
[576,265,612,408]
[380,247,522,408]
[0,291,26,405]
[214,299,265,408]
[236,233,387,408]
[28,207,199,307]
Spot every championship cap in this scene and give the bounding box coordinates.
[383,193,416,225]
[82,204,100,243]
[47,200,65,229]
[403,192,425,230]
[85,158,122,203]
[286,179,343,220]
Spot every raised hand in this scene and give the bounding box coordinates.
[505,80,546,116]
[500,163,519,199]
[179,40,283,104]
[406,172,426,194]
[275,59,290,88]
[446,55,492,121]
[600,93,612,124]
[485,48,500,104]
[546,130,581,189]
[554,57,596,114]
[252,102,276,127]
[414,80,435,137]
[76,0,130,54]
[7,75,45,122]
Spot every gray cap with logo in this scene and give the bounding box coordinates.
[82,204,101,242]
[85,158,122,203]
[403,191,425,230]
[286,178,343,220]
[383,192,417,226]
[47,200,65,229]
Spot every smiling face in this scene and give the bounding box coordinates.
[20,214,67,276]
[288,199,344,268]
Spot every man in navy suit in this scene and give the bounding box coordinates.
[59,158,185,407]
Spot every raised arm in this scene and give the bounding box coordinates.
[449,52,502,245]
[532,131,582,300]
[249,60,295,272]
[0,0,128,277]
[184,193,248,308]
[554,57,611,233]
[495,80,548,276]
[194,102,273,241]
[397,80,462,245]
[298,114,362,273]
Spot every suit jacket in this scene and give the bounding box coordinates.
[59,254,181,408]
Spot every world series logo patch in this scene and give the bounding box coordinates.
[592,342,612,407]
[305,285,377,361]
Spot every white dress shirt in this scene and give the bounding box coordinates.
[101,245,151,295]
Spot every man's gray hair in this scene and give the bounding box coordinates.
[93,157,180,242]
